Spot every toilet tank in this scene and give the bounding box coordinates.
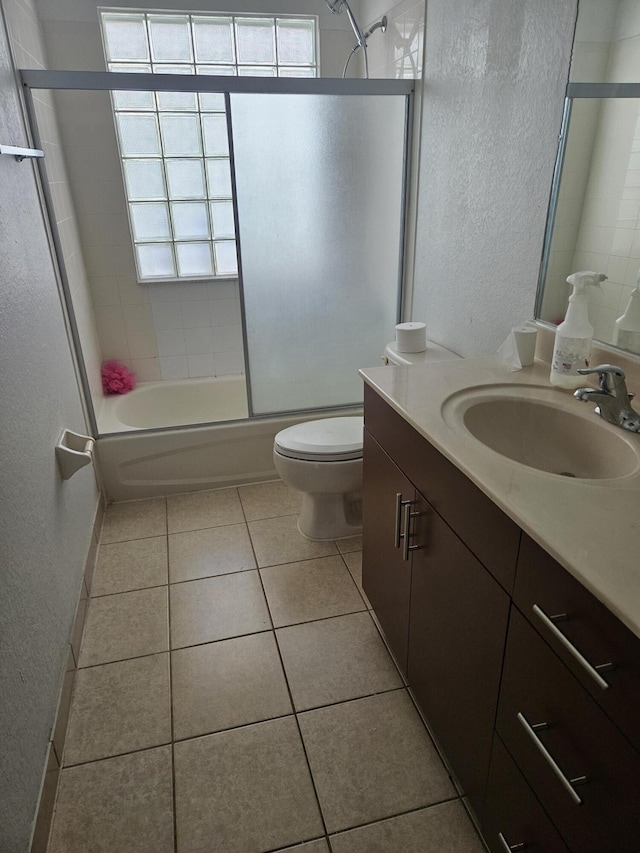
[382,340,459,366]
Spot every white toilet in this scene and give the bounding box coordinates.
[273,339,459,541]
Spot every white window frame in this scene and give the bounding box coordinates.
[99,9,320,282]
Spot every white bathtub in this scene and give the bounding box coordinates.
[98,375,249,433]
[95,376,361,501]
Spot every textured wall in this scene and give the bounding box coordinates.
[411,0,578,356]
[0,6,100,850]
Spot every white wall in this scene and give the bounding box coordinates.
[0,3,100,849]
[411,0,578,357]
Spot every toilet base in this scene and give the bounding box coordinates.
[297,491,362,541]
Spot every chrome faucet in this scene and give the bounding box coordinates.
[574,364,640,433]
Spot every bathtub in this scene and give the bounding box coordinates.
[98,375,249,433]
[95,376,361,501]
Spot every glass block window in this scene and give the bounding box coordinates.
[101,11,318,280]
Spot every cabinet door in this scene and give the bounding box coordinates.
[484,734,569,853]
[498,607,640,853]
[362,429,414,675]
[408,498,510,816]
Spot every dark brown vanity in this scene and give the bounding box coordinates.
[362,381,640,852]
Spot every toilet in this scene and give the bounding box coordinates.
[273,339,459,541]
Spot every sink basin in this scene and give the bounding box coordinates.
[442,384,640,480]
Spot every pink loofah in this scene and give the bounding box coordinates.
[102,360,136,395]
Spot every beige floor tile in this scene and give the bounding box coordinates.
[276,612,402,710]
[170,571,271,649]
[174,717,323,853]
[100,498,167,544]
[78,587,169,667]
[248,515,338,568]
[260,556,365,628]
[172,632,291,740]
[91,537,168,597]
[336,535,362,554]
[167,487,243,534]
[64,653,171,766]
[273,842,329,852]
[48,746,174,853]
[341,552,370,605]
[238,479,302,521]
[298,691,455,833]
[329,801,484,852]
[169,523,256,583]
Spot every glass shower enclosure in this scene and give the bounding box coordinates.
[21,70,413,434]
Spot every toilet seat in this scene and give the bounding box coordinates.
[274,417,364,462]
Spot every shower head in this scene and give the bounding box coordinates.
[324,0,366,47]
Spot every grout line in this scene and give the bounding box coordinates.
[59,740,174,771]
[164,499,179,853]
[255,564,332,842]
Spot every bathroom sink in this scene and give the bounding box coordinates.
[441,384,640,480]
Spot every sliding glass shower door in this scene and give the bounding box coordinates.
[230,93,408,416]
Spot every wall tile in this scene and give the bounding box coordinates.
[187,353,216,377]
[214,351,245,376]
[131,358,161,382]
[123,304,155,334]
[185,327,214,355]
[127,328,158,360]
[89,276,120,307]
[159,356,189,380]
[181,300,211,329]
[157,328,186,357]
[152,302,183,330]
[211,298,241,326]
[213,325,243,353]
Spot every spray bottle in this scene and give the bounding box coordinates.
[613,271,640,354]
[550,271,607,389]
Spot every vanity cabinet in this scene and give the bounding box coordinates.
[362,384,640,852]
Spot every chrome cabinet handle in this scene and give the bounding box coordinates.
[401,501,421,562]
[498,833,525,852]
[532,605,613,691]
[517,712,587,805]
[394,492,408,548]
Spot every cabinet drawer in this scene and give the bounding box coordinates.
[497,607,640,853]
[483,734,568,853]
[514,534,640,751]
[364,384,520,593]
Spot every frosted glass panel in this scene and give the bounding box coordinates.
[206,159,232,197]
[210,201,235,238]
[102,14,149,62]
[136,243,175,277]
[160,114,202,156]
[130,202,171,241]
[236,19,275,64]
[193,17,235,63]
[155,65,197,112]
[231,93,407,415]
[166,159,206,199]
[171,202,210,240]
[176,242,213,276]
[123,160,165,199]
[214,241,238,275]
[148,15,192,62]
[117,114,161,156]
[276,19,315,65]
[202,114,229,157]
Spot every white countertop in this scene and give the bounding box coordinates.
[360,357,640,639]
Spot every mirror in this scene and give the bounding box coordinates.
[536,0,640,355]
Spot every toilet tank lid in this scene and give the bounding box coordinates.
[275,416,364,458]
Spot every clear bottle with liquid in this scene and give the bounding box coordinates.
[550,271,606,389]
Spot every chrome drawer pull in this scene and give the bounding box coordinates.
[394,493,406,548]
[517,712,586,805]
[498,833,526,852]
[532,605,612,691]
[401,501,421,562]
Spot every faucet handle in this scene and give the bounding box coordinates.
[576,364,625,379]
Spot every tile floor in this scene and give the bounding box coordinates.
[47,480,486,853]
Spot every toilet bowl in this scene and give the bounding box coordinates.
[273,339,460,541]
[273,417,364,541]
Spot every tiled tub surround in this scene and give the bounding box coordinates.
[45,481,484,853]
